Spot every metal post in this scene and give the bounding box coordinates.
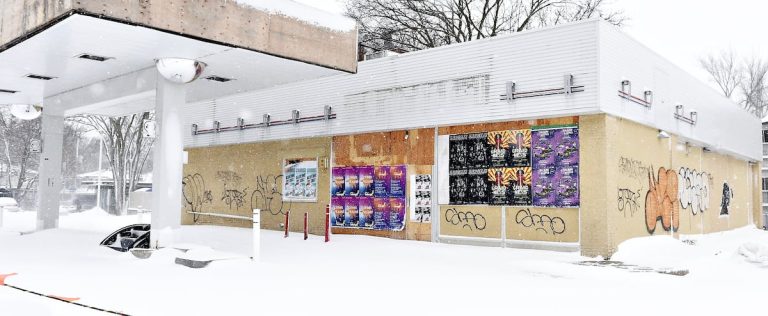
[325,204,330,242]
[304,212,309,240]
[501,206,507,248]
[253,209,260,262]
[431,127,440,243]
[96,139,102,210]
[284,211,290,238]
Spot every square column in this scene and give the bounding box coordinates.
[36,111,65,230]
[150,74,186,248]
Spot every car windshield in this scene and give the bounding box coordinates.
[0,189,12,198]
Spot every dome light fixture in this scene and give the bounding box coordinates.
[9,104,42,120]
[155,58,207,84]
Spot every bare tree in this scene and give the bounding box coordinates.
[347,0,624,53]
[701,50,768,118]
[740,58,768,118]
[699,50,742,98]
[0,109,41,204]
[77,112,154,215]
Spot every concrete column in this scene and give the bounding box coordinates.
[36,111,65,230]
[150,74,186,248]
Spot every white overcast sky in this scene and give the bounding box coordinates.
[295,0,768,89]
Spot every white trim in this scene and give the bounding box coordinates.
[186,211,252,221]
[504,239,580,252]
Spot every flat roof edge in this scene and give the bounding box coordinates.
[0,3,357,73]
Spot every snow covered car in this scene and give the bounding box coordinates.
[0,188,20,212]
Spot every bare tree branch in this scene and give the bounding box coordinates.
[348,0,624,54]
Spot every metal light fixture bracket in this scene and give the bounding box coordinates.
[618,79,652,108]
[674,104,697,125]
[500,74,584,102]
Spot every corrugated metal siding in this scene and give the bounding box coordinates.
[184,20,601,148]
[597,21,761,161]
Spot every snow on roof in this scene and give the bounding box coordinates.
[234,0,356,32]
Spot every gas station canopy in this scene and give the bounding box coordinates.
[0,0,358,116]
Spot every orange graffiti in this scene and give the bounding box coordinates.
[645,167,679,234]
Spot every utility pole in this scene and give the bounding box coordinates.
[96,137,103,210]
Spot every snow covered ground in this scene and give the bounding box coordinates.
[1,208,767,316]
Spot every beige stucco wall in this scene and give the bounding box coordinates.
[440,205,502,239]
[588,114,758,257]
[579,114,611,256]
[0,0,357,72]
[506,207,579,242]
[181,137,332,235]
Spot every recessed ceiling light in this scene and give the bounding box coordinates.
[25,74,56,81]
[75,53,114,62]
[204,75,235,83]
[0,88,19,94]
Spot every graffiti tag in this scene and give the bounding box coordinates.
[222,189,248,210]
[720,182,733,216]
[514,208,565,235]
[444,208,487,231]
[251,175,291,216]
[677,167,711,215]
[618,157,650,180]
[645,167,679,233]
[617,188,642,217]
[182,174,213,223]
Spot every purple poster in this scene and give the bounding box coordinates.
[344,167,360,197]
[532,167,558,207]
[389,197,406,231]
[372,197,390,230]
[373,166,391,197]
[331,197,345,227]
[331,167,345,197]
[358,197,374,228]
[556,127,579,166]
[344,197,359,227]
[358,166,375,197]
[532,129,558,169]
[389,165,407,197]
[556,165,580,207]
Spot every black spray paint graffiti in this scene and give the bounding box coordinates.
[720,182,733,216]
[222,189,248,210]
[617,188,642,217]
[618,157,650,180]
[444,208,487,231]
[215,171,248,210]
[678,167,711,215]
[251,175,292,216]
[514,209,565,235]
[182,174,213,222]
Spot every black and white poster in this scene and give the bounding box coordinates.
[449,134,469,170]
[410,174,432,222]
[467,168,490,204]
[467,132,489,168]
[449,169,468,205]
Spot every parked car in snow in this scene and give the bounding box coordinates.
[0,188,20,212]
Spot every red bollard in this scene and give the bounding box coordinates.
[284,211,290,238]
[304,212,309,240]
[324,205,330,243]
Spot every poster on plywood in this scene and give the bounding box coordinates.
[283,158,318,202]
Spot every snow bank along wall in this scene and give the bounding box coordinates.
[179,20,762,257]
